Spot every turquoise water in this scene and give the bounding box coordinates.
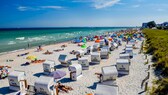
[0,27,130,53]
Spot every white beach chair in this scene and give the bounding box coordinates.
[116,59,130,75]
[8,71,27,91]
[93,43,100,52]
[69,64,82,81]
[78,57,89,70]
[100,66,118,86]
[34,76,55,95]
[91,52,101,64]
[125,48,133,58]
[100,47,109,59]
[119,53,130,60]
[43,60,56,75]
[76,50,85,58]
[58,54,71,67]
[95,84,119,95]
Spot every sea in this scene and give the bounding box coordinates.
[0,27,132,54]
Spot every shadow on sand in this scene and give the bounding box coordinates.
[118,74,128,78]
[87,82,99,90]
[59,78,75,83]
[55,64,67,69]
[0,86,17,95]
[33,72,44,77]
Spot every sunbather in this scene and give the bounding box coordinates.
[44,50,53,54]
[57,82,73,93]
[61,44,67,48]
[70,50,76,55]
[37,45,43,51]
[54,49,64,52]
[17,52,29,57]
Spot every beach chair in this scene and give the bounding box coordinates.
[78,57,89,70]
[95,84,119,95]
[110,42,118,51]
[125,44,133,48]
[91,52,101,64]
[99,40,105,48]
[100,66,118,86]
[119,53,130,61]
[8,71,27,91]
[58,54,71,67]
[69,64,82,81]
[34,76,55,95]
[87,46,93,54]
[93,43,100,52]
[100,47,109,59]
[43,60,56,75]
[125,48,133,58]
[116,59,130,75]
[76,50,85,59]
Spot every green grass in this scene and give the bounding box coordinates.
[143,29,168,95]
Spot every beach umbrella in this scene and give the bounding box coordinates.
[108,38,113,41]
[50,70,66,79]
[81,44,87,49]
[26,55,37,60]
[94,35,98,39]
[95,40,100,43]
[82,38,87,43]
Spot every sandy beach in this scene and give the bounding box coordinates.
[0,36,150,95]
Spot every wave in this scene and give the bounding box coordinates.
[8,41,16,45]
[16,37,25,40]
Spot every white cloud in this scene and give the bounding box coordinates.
[17,6,64,11]
[73,0,121,9]
[93,0,120,9]
[17,6,29,11]
[41,6,63,9]
[157,8,165,12]
[132,4,140,8]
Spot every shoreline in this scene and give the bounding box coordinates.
[0,40,72,56]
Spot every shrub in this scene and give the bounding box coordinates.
[143,29,168,95]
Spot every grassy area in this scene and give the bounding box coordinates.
[143,29,168,95]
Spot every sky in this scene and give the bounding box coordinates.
[0,0,168,28]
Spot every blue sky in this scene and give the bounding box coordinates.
[0,0,168,28]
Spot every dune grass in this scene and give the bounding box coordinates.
[143,29,168,95]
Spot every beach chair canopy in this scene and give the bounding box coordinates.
[125,48,133,51]
[111,42,118,48]
[102,66,118,76]
[119,53,130,58]
[95,84,118,95]
[93,43,99,48]
[116,59,129,64]
[8,71,25,81]
[34,76,54,94]
[58,54,68,63]
[43,60,55,66]
[76,50,85,55]
[69,64,82,76]
[125,44,133,48]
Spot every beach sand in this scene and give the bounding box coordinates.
[0,39,148,95]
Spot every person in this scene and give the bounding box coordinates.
[57,82,73,93]
[28,43,30,48]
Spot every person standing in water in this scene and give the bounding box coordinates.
[28,43,30,48]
